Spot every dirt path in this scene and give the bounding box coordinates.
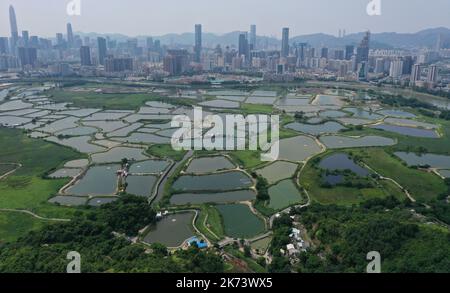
[361,162,416,203]
[0,163,22,180]
[0,208,71,222]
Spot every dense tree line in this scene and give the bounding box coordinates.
[268,197,450,273]
[296,200,450,272]
[0,196,224,273]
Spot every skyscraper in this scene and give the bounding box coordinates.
[18,47,37,68]
[356,31,370,64]
[80,46,92,66]
[56,33,64,47]
[9,5,19,54]
[389,59,404,79]
[97,37,107,66]
[0,38,9,54]
[345,45,354,60]
[250,25,257,50]
[320,47,329,59]
[238,33,249,62]
[146,37,154,50]
[194,24,202,63]
[427,65,438,84]
[410,64,421,86]
[22,31,29,47]
[67,23,74,48]
[281,28,290,58]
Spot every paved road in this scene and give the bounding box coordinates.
[149,150,194,205]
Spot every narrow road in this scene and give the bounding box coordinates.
[361,162,416,203]
[0,163,22,180]
[0,208,71,222]
[149,150,194,205]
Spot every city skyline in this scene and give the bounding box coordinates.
[1,0,450,38]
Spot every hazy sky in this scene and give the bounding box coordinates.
[1,0,450,38]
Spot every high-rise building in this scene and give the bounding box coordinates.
[356,31,370,64]
[345,45,354,60]
[146,37,154,50]
[297,43,307,64]
[0,38,9,54]
[374,58,385,74]
[9,5,19,54]
[238,33,249,61]
[250,25,257,50]
[194,24,202,63]
[334,50,344,60]
[358,61,368,81]
[29,36,39,48]
[402,56,413,75]
[105,56,133,72]
[281,27,290,57]
[80,46,92,66]
[56,33,64,47]
[410,64,421,86]
[18,47,37,68]
[164,49,189,75]
[97,37,107,66]
[320,47,329,59]
[22,31,29,47]
[389,59,404,79]
[67,23,74,48]
[427,65,438,84]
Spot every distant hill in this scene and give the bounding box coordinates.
[76,27,450,49]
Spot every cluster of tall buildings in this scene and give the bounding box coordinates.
[0,5,447,88]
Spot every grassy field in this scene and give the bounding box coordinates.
[228,150,263,169]
[0,164,16,176]
[195,205,225,242]
[240,103,274,114]
[0,128,85,241]
[345,118,450,155]
[147,144,187,162]
[300,151,406,206]
[0,211,49,243]
[48,88,162,110]
[352,148,448,202]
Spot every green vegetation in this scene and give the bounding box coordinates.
[0,164,16,176]
[240,103,274,114]
[0,196,224,273]
[291,200,450,273]
[97,195,156,236]
[353,148,447,202]
[224,246,267,273]
[196,205,225,241]
[0,128,85,241]
[300,151,405,205]
[48,89,162,110]
[0,211,48,243]
[147,144,187,162]
[228,150,262,169]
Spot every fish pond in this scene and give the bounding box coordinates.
[173,171,253,192]
[216,204,265,239]
[65,164,119,196]
[170,190,256,205]
[186,156,235,173]
[267,180,303,210]
[143,212,195,247]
